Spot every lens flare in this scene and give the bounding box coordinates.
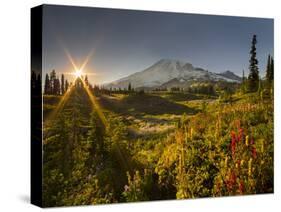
[74,69,83,78]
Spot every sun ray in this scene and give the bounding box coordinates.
[80,78,131,171]
[80,48,96,72]
[44,84,75,126]
[80,78,108,128]
[63,47,79,71]
[45,46,96,125]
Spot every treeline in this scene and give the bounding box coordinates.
[219,35,274,103]
[31,71,41,95]
[241,35,274,93]
[187,83,216,95]
[44,70,70,95]
[89,82,141,96]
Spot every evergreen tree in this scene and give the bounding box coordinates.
[36,73,42,95]
[265,55,274,86]
[31,71,37,91]
[241,70,246,93]
[65,79,69,92]
[265,55,271,83]
[61,74,65,94]
[50,69,56,94]
[270,56,274,82]
[85,75,89,86]
[248,35,259,92]
[57,78,61,95]
[258,76,262,94]
[31,71,41,95]
[44,73,50,95]
[54,78,61,95]
[128,82,132,91]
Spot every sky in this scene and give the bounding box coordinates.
[42,5,274,84]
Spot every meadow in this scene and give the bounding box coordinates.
[42,81,273,206]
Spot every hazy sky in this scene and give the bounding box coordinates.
[42,5,273,84]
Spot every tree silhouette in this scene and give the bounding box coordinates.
[31,71,37,91]
[270,56,274,82]
[85,75,89,86]
[265,55,271,82]
[248,35,259,92]
[36,74,41,95]
[61,74,65,94]
[265,55,274,87]
[65,79,69,92]
[44,73,50,95]
[54,78,60,95]
[50,70,56,94]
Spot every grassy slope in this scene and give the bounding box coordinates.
[42,89,273,204]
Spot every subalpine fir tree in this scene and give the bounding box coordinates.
[44,73,50,94]
[31,71,37,91]
[36,73,42,95]
[248,35,259,92]
[84,75,89,86]
[65,79,69,92]
[270,56,274,82]
[50,69,56,94]
[265,55,271,82]
[241,69,247,93]
[54,78,60,95]
[270,57,274,99]
[61,74,65,94]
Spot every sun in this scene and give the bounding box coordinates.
[74,69,83,78]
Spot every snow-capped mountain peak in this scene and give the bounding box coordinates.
[105,59,241,89]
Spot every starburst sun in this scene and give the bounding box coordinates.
[74,69,83,78]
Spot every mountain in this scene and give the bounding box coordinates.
[217,70,242,82]
[105,59,241,89]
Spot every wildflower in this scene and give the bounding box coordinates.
[226,173,233,191]
[225,156,228,168]
[124,185,130,192]
[245,135,249,146]
[216,181,221,192]
[260,139,264,153]
[231,131,236,157]
[236,120,241,131]
[248,158,253,177]
[229,171,236,189]
[184,126,188,141]
[236,160,241,169]
[190,128,193,139]
[238,128,243,142]
[252,147,257,159]
[250,137,255,145]
[239,180,244,194]
[215,121,220,139]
